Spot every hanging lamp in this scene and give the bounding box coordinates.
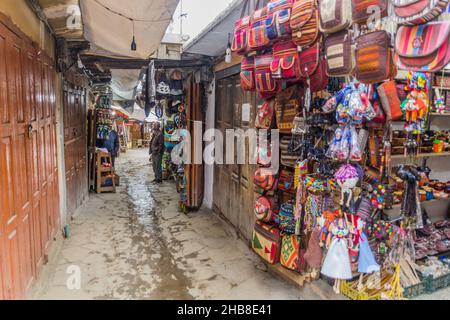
[131,20,137,51]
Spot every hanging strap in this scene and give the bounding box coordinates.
[240,0,250,18]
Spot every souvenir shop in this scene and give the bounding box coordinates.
[230,0,450,299]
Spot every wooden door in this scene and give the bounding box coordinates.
[0,16,59,299]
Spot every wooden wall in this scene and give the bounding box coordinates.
[0,13,59,300]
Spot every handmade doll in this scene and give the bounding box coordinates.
[321,217,353,280]
[358,232,380,274]
[335,164,361,214]
[326,128,344,160]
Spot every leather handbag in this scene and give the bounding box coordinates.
[275,90,300,134]
[352,0,388,25]
[240,56,256,92]
[393,0,450,25]
[319,0,352,34]
[252,221,281,264]
[290,0,320,49]
[325,30,356,77]
[232,0,252,55]
[249,7,271,51]
[255,100,276,129]
[377,80,403,121]
[255,195,278,222]
[253,167,278,191]
[395,22,450,73]
[270,40,301,80]
[355,30,397,84]
[266,0,294,41]
[281,234,306,273]
[255,53,279,99]
[278,169,296,194]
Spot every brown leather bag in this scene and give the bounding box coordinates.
[355,30,397,84]
[325,30,355,77]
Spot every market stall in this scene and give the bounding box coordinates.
[230,0,450,299]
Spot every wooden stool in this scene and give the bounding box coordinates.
[96,151,116,193]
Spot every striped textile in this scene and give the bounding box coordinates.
[290,0,320,48]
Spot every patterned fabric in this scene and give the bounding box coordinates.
[319,0,352,33]
[249,8,271,51]
[280,234,305,273]
[255,53,279,99]
[266,0,294,40]
[232,16,251,54]
[395,22,450,72]
[240,56,255,92]
[290,0,320,48]
[270,40,301,80]
[393,0,449,25]
[252,221,281,264]
[352,0,388,24]
[255,100,275,129]
[279,201,296,233]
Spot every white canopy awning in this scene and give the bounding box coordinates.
[80,0,180,59]
[111,69,141,101]
[130,104,146,122]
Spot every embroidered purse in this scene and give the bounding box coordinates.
[393,0,450,25]
[231,0,252,55]
[240,56,255,92]
[249,7,271,51]
[255,100,276,129]
[254,167,278,191]
[255,196,278,222]
[319,0,352,34]
[352,0,388,25]
[355,30,397,84]
[290,0,320,49]
[395,22,450,73]
[281,234,307,273]
[255,53,279,99]
[325,30,356,77]
[252,221,282,264]
[270,40,301,80]
[266,0,294,41]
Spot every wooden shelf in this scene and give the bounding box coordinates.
[430,112,450,117]
[391,152,450,159]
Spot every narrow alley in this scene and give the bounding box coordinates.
[36,149,333,300]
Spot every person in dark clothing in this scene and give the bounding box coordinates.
[149,122,165,183]
[104,129,120,167]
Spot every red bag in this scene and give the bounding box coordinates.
[254,167,278,191]
[255,100,276,129]
[372,100,386,124]
[270,40,301,80]
[278,169,296,194]
[255,53,279,99]
[252,221,281,264]
[255,196,278,223]
[299,44,329,92]
[240,56,255,92]
[231,0,252,55]
[377,80,403,121]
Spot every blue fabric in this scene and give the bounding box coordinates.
[358,233,380,274]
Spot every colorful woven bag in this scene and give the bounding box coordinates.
[266,0,294,41]
[253,167,278,191]
[255,53,279,99]
[252,221,282,264]
[231,0,252,55]
[249,7,271,51]
[319,0,352,34]
[255,100,276,129]
[240,56,256,92]
[278,169,296,194]
[255,196,278,223]
[280,234,306,273]
[395,22,450,72]
[275,97,299,134]
[355,30,397,84]
[270,40,301,80]
[393,0,450,25]
[298,43,329,92]
[290,0,320,48]
[352,0,388,24]
[279,201,296,234]
[325,30,356,77]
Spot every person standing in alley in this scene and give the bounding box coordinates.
[104,127,120,168]
[149,122,165,184]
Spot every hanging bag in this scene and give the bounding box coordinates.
[319,0,352,34]
[377,80,403,121]
[270,40,301,80]
[290,0,321,49]
[393,0,450,25]
[231,0,252,55]
[255,195,278,222]
[355,30,397,84]
[299,43,329,92]
[280,234,307,273]
[249,2,271,51]
[395,22,450,73]
[255,100,276,129]
[254,167,278,191]
[240,56,256,92]
[252,221,282,264]
[352,0,388,25]
[278,169,296,194]
[255,53,279,99]
[275,86,300,133]
[266,0,294,41]
[325,30,356,77]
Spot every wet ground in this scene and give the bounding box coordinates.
[37,149,337,300]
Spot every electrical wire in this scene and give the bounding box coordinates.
[93,0,173,23]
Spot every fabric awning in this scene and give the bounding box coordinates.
[111,69,142,101]
[80,0,180,59]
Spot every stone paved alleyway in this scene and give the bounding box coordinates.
[36,149,340,300]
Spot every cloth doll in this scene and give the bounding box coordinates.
[335,164,361,214]
[358,232,380,274]
[321,217,353,280]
